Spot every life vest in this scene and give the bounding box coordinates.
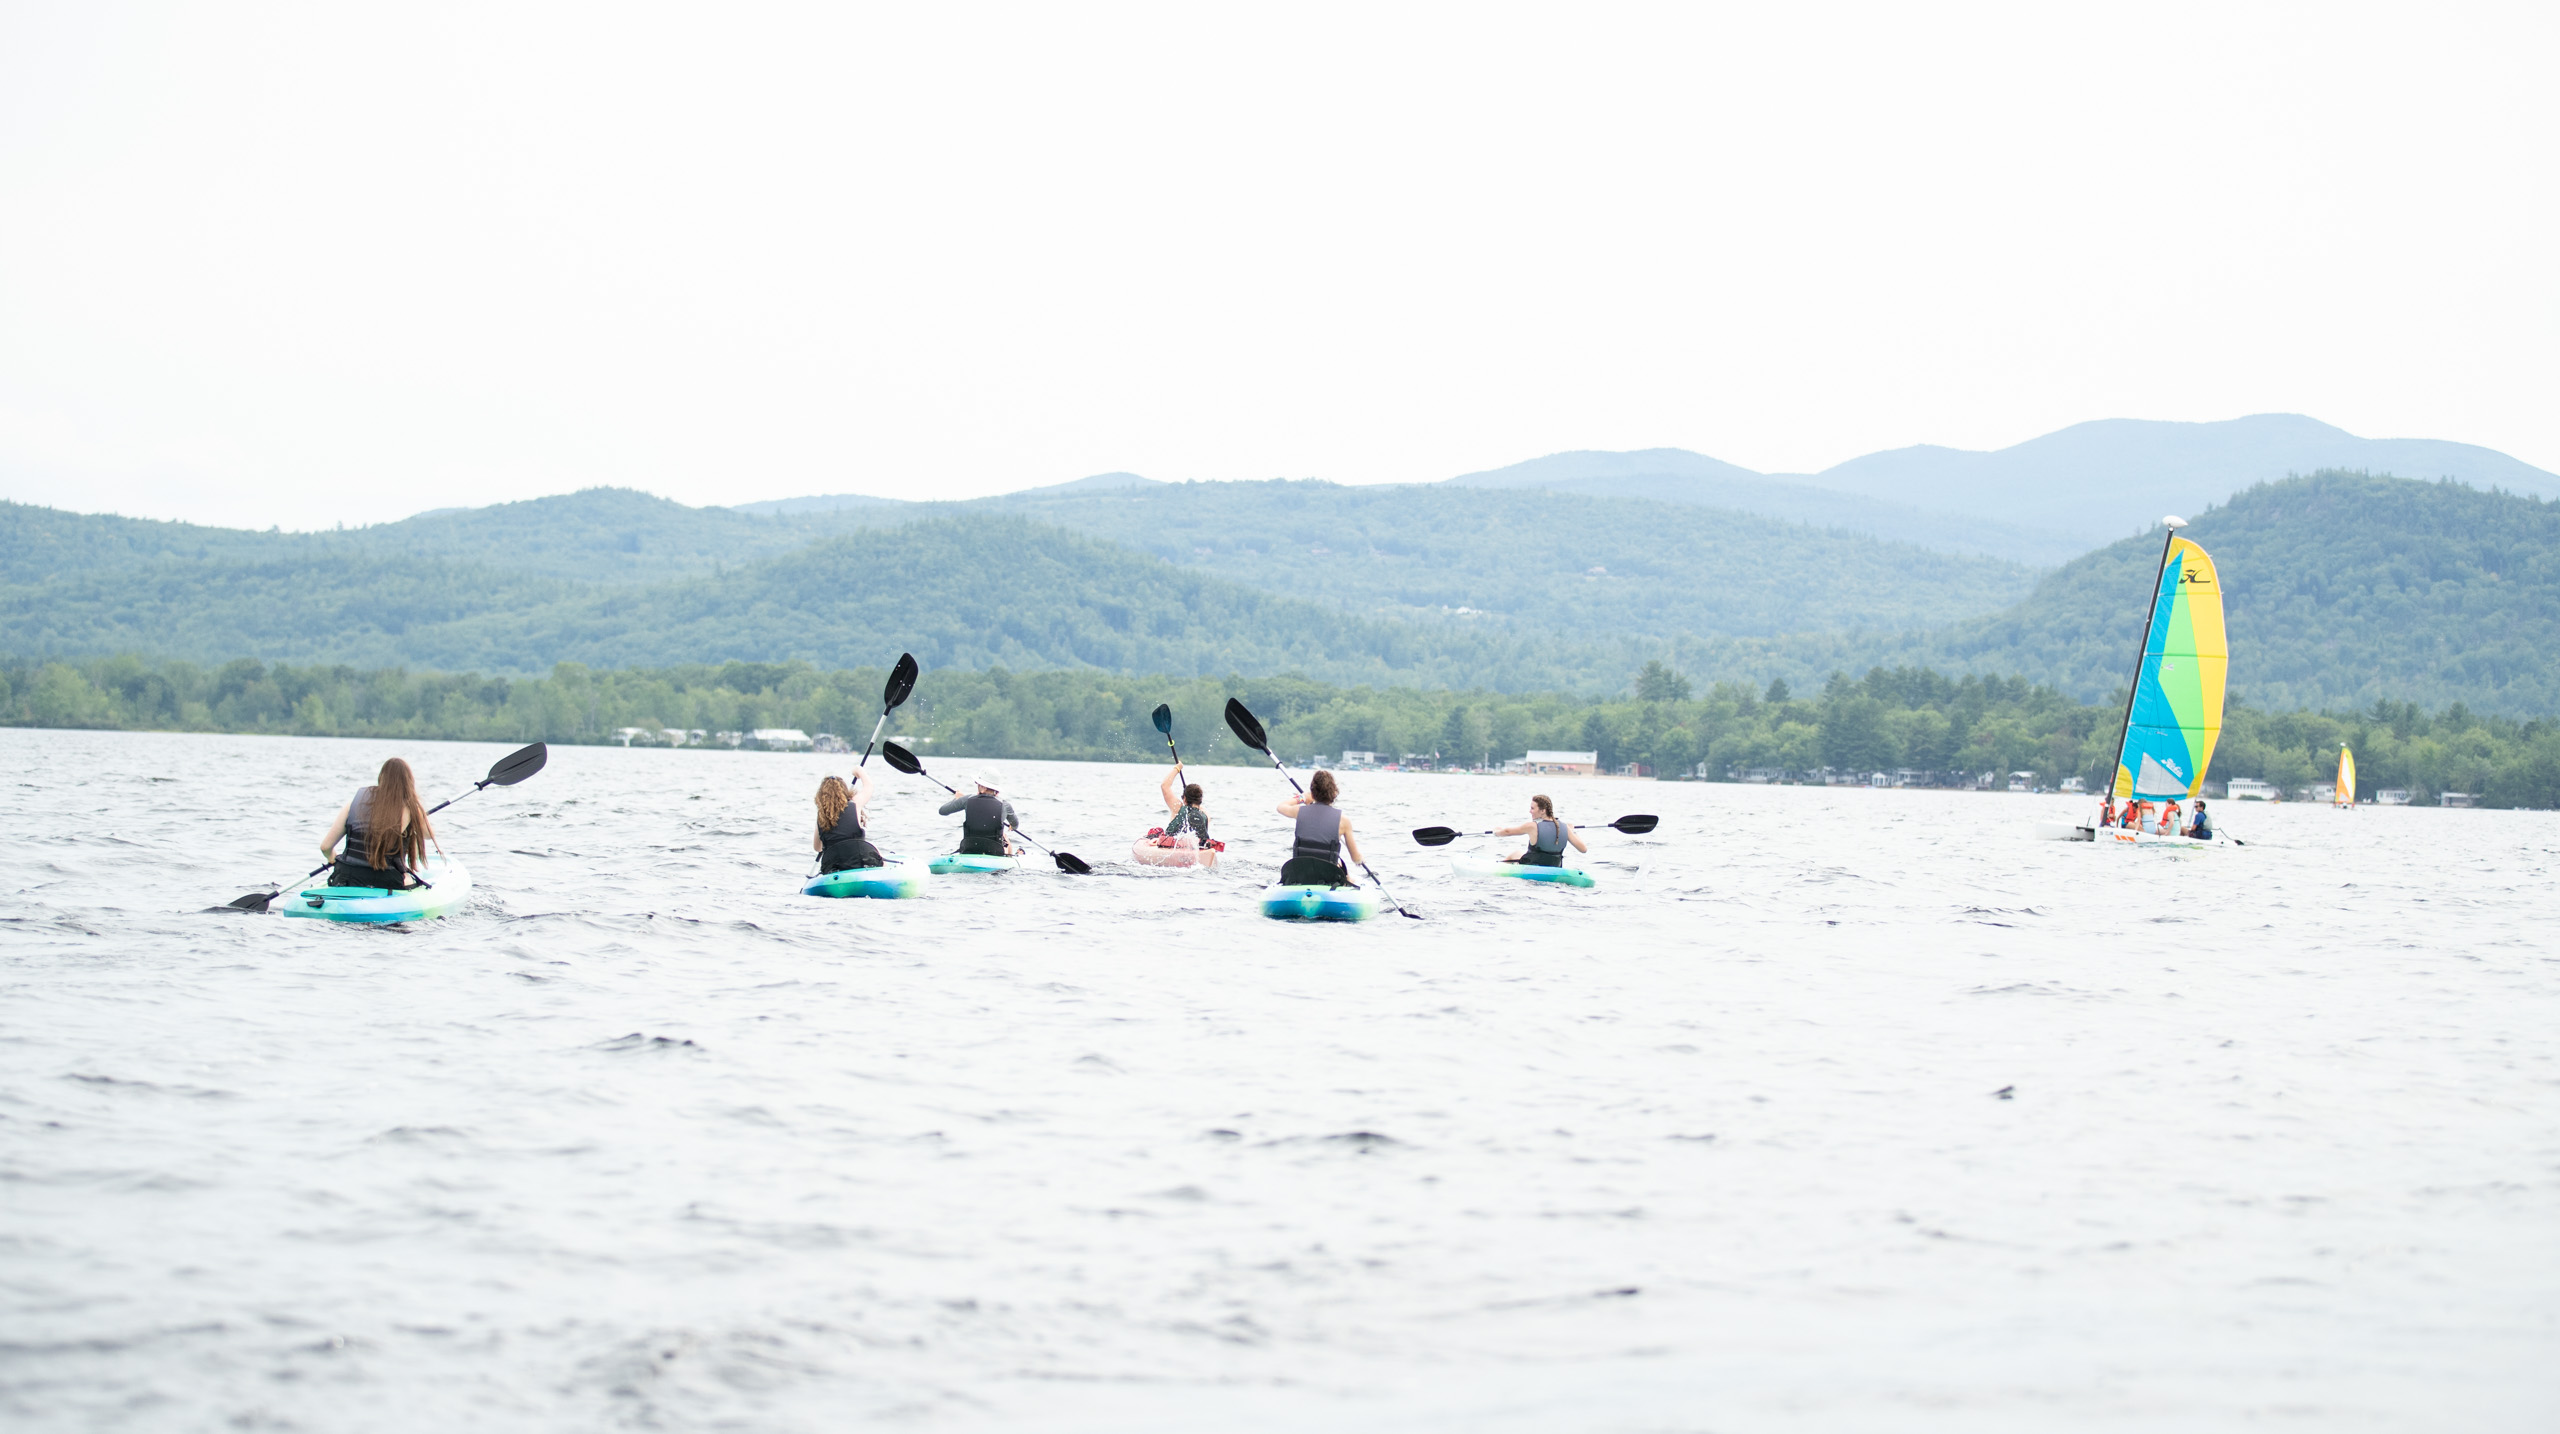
[956,792,1009,855]
[1292,801,1344,866]
[343,786,407,872]
[1166,803,1210,844]
[1519,816,1567,867]
[818,801,872,869]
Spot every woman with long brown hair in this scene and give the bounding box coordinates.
[813,768,884,871]
[1275,768,1364,887]
[318,757,438,889]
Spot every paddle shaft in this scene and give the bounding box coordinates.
[1358,861,1423,920]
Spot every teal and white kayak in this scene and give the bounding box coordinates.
[1260,882,1384,922]
[929,852,1021,875]
[802,856,930,899]
[280,854,472,924]
[1450,855,1596,888]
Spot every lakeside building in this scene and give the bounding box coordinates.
[1513,749,1599,777]
[2226,778,2282,800]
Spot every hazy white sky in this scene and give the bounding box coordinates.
[2,1,2553,528]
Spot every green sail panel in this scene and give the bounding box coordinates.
[2113,536,2227,801]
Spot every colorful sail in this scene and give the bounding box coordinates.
[2112,536,2227,800]
[2335,746,2355,806]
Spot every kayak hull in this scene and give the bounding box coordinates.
[803,857,930,899]
[1450,856,1596,888]
[930,852,1021,875]
[1260,883,1383,922]
[1131,835,1215,868]
[280,855,472,924]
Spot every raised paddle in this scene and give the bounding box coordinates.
[881,742,1092,874]
[226,742,550,911]
[856,653,920,769]
[1151,702,1183,773]
[1223,697,1302,794]
[1410,814,1661,847]
[1226,698,1419,919]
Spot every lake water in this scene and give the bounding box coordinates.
[4,728,2555,1431]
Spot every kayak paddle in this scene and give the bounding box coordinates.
[881,742,1091,874]
[1152,702,1183,774]
[1223,697,1303,794]
[856,653,919,769]
[226,742,549,912]
[1227,698,1418,919]
[1410,814,1660,847]
[1357,861,1423,921]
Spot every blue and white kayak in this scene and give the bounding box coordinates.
[929,852,1021,875]
[1450,855,1597,888]
[280,854,472,924]
[1260,882,1384,922]
[802,856,930,899]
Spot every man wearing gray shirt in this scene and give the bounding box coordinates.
[940,777,1019,856]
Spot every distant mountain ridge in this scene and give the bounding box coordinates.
[1448,415,2559,563]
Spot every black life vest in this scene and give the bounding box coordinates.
[957,793,1008,854]
[1292,802,1343,865]
[819,801,873,868]
[1167,803,1210,843]
[343,786,407,872]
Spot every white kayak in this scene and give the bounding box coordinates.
[280,853,473,924]
[2036,821,2223,847]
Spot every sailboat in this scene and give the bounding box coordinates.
[2036,516,2228,844]
[2334,745,2356,807]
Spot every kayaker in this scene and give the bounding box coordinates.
[319,756,437,889]
[1157,764,1218,869]
[1276,769,1363,886]
[940,777,1019,857]
[812,771,884,871]
[2186,799,2213,840]
[1495,795,1586,867]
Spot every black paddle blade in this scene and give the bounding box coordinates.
[884,652,919,710]
[1411,826,1462,847]
[1611,814,1660,835]
[226,891,276,912]
[1223,697,1268,753]
[485,742,548,787]
[1053,851,1093,875]
[880,741,924,776]
[1152,703,1172,736]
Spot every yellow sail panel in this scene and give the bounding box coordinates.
[2336,746,2356,806]
[2114,536,2228,800]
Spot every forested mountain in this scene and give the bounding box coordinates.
[1699,472,2560,715]
[974,479,2033,639]
[1451,417,2560,562]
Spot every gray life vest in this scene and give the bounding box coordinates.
[1531,818,1565,854]
[1292,801,1343,864]
[962,793,1007,842]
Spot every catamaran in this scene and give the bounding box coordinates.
[2036,516,2228,845]
[2334,745,2356,807]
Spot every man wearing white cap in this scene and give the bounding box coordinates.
[939,776,1019,857]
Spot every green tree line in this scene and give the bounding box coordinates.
[9,652,2556,808]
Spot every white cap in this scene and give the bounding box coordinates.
[967,775,1001,794]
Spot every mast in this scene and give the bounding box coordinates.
[2106,517,2186,802]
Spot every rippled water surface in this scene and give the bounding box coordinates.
[4,728,2556,1431]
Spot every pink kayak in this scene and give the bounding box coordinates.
[1131,832,1219,869]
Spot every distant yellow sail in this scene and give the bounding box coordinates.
[2335,745,2356,807]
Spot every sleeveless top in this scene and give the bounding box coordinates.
[1166,803,1210,843]
[1292,802,1343,865]
[343,786,406,871]
[1530,818,1565,854]
[962,793,1007,842]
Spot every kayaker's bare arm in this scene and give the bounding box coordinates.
[1161,766,1186,815]
[318,803,349,864]
[1492,820,1533,836]
[1277,793,1308,818]
[1565,821,1587,853]
[1340,816,1364,866]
